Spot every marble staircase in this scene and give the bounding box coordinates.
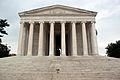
[0,56,120,80]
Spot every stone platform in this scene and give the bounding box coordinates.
[0,56,120,80]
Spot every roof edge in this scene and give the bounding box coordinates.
[18,4,97,17]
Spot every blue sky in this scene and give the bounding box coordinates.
[0,0,120,55]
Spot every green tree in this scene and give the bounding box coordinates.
[0,44,10,58]
[0,19,9,43]
[0,19,10,58]
[106,40,120,58]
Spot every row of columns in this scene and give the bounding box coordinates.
[18,21,98,56]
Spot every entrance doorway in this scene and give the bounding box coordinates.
[55,35,61,56]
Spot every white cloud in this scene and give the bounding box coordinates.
[97,5,120,20]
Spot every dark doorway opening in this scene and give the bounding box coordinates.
[55,35,61,56]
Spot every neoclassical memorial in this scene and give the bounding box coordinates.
[17,5,98,56]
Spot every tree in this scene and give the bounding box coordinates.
[0,19,10,58]
[0,44,10,58]
[106,40,120,58]
[0,19,9,42]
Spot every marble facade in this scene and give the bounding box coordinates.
[17,5,98,56]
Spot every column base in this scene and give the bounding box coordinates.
[72,54,77,56]
[83,54,89,56]
[49,54,54,56]
[38,55,42,56]
[61,54,66,56]
[38,52,43,56]
[27,54,32,56]
[91,53,99,56]
[17,54,22,56]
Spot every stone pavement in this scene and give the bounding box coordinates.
[0,56,120,80]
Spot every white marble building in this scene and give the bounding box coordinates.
[17,5,98,56]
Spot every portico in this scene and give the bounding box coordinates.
[17,5,98,56]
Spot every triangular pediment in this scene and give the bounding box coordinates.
[19,5,97,16]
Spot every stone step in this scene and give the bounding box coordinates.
[1,72,120,80]
[0,56,120,80]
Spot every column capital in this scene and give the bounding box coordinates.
[60,21,66,24]
[20,21,24,24]
[29,21,34,24]
[91,21,96,24]
[49,21,55,24]
[81,21,86,24]
[71,21,77,23]
[39,21,44,24]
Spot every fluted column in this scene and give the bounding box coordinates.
[38,22,44,56]
[17,21,24,56]
[71,21,77,56]
[90,21,98,55]
[27,22,34,56]
[61,21,66,56]
[81,21,88,56]
[21,23,26,56]
[49,21,55,56]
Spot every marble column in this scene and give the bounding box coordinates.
[49,21,55,56]
[24,23,29,56]
[71,21,77,56]
[38,22,44,56]
[81,21,88,56]
[17,21,24,56]
[27,22,34,56]
[90,21,98,55]
[87,24,92,55]
[21,23,26,56]
[61,21,66,56]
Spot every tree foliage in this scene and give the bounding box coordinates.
[0,19,9,37]
[0,44,10,58]
[106,40,120,58]
[0,19,10,58]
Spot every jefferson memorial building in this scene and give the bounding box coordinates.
[17,5,98,56]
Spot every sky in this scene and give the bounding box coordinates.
[0,0,120,56]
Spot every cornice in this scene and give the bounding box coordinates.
[19,5,97,17]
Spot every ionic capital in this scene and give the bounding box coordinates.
[81,21,86,24]
[71,21,77,24]
[49,21,55,24]
[39,21,44,24]
[60,21,66,24]
[29,21,34,24]
[20,21,24,24]
[91,21,96,24]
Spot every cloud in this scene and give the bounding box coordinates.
[97,5,120,20]
[0,0,120,55]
